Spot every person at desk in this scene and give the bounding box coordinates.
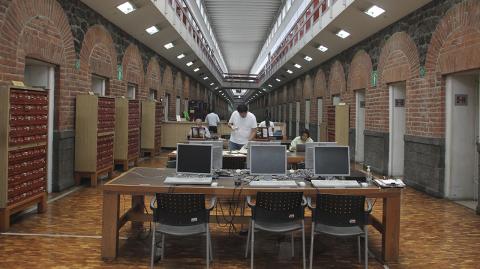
[228,104,257,150]
[289,129,313,151]
[188,118,211,139]
[258,115,274,137]
[205,109,220,134]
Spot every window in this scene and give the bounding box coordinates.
[332,95,341,106]
[149,89,157,100]
[91,75,106,96]
[127,83,136,99]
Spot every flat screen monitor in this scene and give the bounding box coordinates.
[246,140,281,169]
[313,145,350,177]
[188,140,223,169]
[305,142,337,169]
[176,144,213,175]
[249,144,287,176]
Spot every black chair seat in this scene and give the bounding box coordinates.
[254,220,303,233]
[155,223,207,236]
[314,223,364,237]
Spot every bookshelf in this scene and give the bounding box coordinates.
[114,98,140,171]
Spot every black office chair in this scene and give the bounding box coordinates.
[245,192,307,269]
[308,194,372,269]
[150,193,216,269]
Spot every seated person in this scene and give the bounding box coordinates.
[188,118,211,139]
[258,117,275,137]
[289,129,314,151]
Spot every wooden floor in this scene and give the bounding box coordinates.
[1,153,480,268]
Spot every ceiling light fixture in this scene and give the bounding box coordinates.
[117,2,136,14]
[286,69,293,74]
[145,25,159,35]
[203,76,209,80]
[177,54,185,59]
[193,68,200,72]
[294,63,302,69]
[276,78,281,82]
[336,29,350,39]
[268,84,273,88]
[304,56,313,62]
[210,83,214,86]
[317,45,328,52]
[186,61,193,66]
[365,5,385,18]
[164,42,174,49]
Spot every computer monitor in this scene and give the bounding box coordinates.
[246,140,281,168]
[296,143,306,152]
[176,144,213,175]
[305,142,337,169]
[188,140,223,170]
[313,145,350,177]
[249,144,287,177]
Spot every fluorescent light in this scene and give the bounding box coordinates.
[215,87,219,90]
[294,63,302,69]
[210,83,214,86]
[203,76,209,80]
[193,68,200,72]
[276,78,281,82]
[186,61,193,66]
[117,2,136,14]
[304,56,313,62]
[317,45,328,52]
[163,42,174,49]
[268,84,273,88]
[145,26,159,35]
[177,54,185,59]
[336,29,350,39]
[286,69,293,74]
[365,5,385,18]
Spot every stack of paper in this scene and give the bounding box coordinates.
[374,178,406,188]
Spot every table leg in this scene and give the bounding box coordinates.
[382,194,401,263]
[102,191,120,260]
[131,195,145,231]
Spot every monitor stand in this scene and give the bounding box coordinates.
[260,175,273,181]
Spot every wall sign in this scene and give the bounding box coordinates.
[371,70,377,87]
[395,99,405,107]
[455,94,468,106]
[117,65,123,80]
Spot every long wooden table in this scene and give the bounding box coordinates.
[101,167,402,264]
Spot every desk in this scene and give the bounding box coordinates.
[102,167,402,263]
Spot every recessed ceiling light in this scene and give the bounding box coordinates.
[177,54,185,59]
[186,61,193,66]
[294,63,302,69]
[365,5,385,18]
[286,69,293,74]
[164,42,174,49]
[276,78,281,82]
[317,45,328,52]
[193,68,200,72]
[117,2,136,14]
[203,76,209,80]
[336,29,350,39]
[210,83,214,86]
[268,84,273,88]
[145,25,159,35]
[215,87,219,90]
[304,56,313,62]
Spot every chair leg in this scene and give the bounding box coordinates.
[209,228,213,262]
[161,233,165,260]
[206,225,210,269]
[291,232,295,257]
[357,235,361,264]
[364,227,368,269]
[309,222,315,269]
[251,220,255,269]
[150,222,156,269]
[302,220,306,269]
[245,221,251,258]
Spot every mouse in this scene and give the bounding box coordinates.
[297,181,306,187]
[289,169,295,174]
[360,182,368,188]
[211,182,218,187]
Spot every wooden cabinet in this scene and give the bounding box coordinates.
[141,100,164,156]
[74,95,115,186]
[0,85,48,232]
[114,98,140,171]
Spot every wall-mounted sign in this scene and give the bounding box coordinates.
[395,99,405,107]
[359,101,365,108]
[455,94,468,106]
[419,66,426,78]
[371,70,377,87]
[117,65,123,81]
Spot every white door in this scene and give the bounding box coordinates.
[445,74,478,199]
[389,83,406,176]
[164,94,169,121]
[175,97,181,117]
[24,62,55,193]
[317,98,323,141]
[355,90,366,163]
[295,101,300,136]
[305,99,311,129]
[288,103,293,137]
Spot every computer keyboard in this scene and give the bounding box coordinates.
[164,176,213,185]
[249,180,297,187]
[311,180,359,188]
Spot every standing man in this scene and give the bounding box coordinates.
[228,104,257,150]
[205,109,220,134]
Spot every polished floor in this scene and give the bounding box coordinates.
[1,153,479,268]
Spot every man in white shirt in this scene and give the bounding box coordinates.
[228,104,257,150]
[205,110,220,133]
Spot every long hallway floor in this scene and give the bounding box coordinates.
[1,154,479,268]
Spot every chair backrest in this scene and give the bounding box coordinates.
[153,193,208,226]
[253,192,304,223]
[313,194,367,227]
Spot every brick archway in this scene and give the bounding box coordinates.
[328,61,346,97]
[146,57,161,97]
[122,44,144,98]
[314,69,327,98]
